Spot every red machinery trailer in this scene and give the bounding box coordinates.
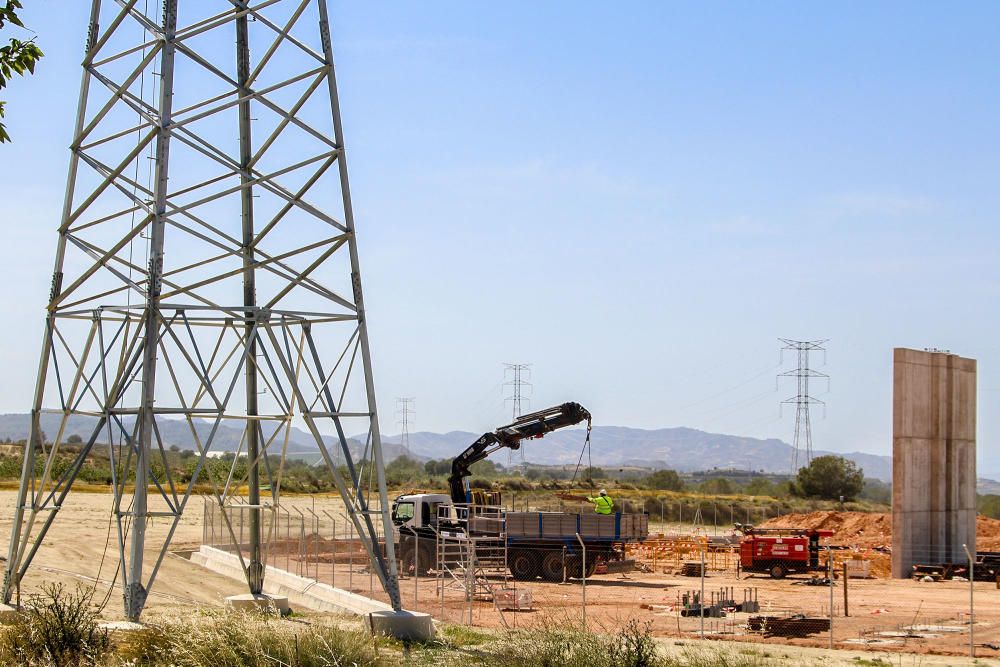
[735,524,834,579]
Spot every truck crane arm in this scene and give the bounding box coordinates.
[448,402,592,504]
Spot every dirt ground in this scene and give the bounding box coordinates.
[397,555,1000,659]
[760,510,1000,550]
[1,491,998,662]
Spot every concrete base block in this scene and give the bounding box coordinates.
[0,604,18,623]
[367,610,435,641]
[225,593,290,615]
[99,621,145,632]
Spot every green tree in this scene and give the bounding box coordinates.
[469,459,500,477]
[385,455,423,485]
[697,477,735,495]
[0,1,44,143]
[644,469,684,491]
[794,455,864,501]
[424,459,451,476]
[743,477,780,497]
[859,477,891,504]
[978,494,1000,520]
[524,467,542,481]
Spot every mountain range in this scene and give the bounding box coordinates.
[379,426,893,481]
[0,413,416,463]
[0,412,890,481]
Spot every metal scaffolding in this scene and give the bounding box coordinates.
[3,0,400,620]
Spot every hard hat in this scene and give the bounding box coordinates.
[599,489,607,496]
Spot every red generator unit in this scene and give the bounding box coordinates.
[736,525,834,579]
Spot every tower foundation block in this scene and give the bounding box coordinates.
[368,610,435,641]
[225,593,290,616]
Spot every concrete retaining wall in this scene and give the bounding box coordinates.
[190,545,393,616]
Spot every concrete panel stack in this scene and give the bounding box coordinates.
[891,348,977,578]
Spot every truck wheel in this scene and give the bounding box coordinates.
[769,564,786,580]
[541,551,565,582]
[401,540,433,577]
[404,543,433,576]
[564,555,597,579]
[509,550,539,581]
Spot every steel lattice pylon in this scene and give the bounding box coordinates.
[3,0,400,620]
[778,338,829,473]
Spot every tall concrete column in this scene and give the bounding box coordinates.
[892,348,976,578]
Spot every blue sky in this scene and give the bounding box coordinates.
[1,3,998,473]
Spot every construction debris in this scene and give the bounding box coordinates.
[748,614,831,637]
[680,561,705,577]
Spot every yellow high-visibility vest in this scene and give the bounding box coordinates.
[588,494,614,515]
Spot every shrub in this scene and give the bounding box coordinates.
[0,582,110,666]
[126,611,380,667]
[645,469,684,491]
[486,618,663,667]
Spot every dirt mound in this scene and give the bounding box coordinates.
[760,511,1000,550]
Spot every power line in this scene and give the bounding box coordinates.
[395,397,415,458]
[503,363,532,465]
[777,338,829,472]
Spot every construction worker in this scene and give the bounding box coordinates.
[587,489,614,515]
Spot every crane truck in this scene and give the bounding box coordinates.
[390,402,648,581]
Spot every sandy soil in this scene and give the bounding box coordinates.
[0,489,353,615]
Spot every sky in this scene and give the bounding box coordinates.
[1,2,998,473]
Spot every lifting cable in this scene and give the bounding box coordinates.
[569,418,594,490]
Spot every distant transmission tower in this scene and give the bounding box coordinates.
[778,339,829,472]
[3,0,400,620]
[503,363,532,465]
[396,397,414,457]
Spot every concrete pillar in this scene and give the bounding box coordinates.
[892,348,976,578]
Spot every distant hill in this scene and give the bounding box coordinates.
[0,413,890,481]
[0,413,418,464]
[379,425,894,482]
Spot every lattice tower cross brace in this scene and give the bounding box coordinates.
[2,0,401,620]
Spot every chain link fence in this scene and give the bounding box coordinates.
[200,498,998,660]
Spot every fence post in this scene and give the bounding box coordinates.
[828,544,834,649]
[575,533,586,632]
[963,543,974,658]
[322,511,336,589]
[699,548,706,639]
[842,561,849,617]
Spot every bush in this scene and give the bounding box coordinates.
[979,494,1000,520]
[487,619,663,667]
[696,478,734,495]
[0,583,110,666]
[742,477,779,497]
[644,469,684,491]
[859,477,891,505]
[122,611,380,667]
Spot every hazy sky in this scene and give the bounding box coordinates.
[1,3,998,472]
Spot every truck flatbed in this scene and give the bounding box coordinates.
[505,511,648,542]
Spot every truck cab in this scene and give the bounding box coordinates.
[391,493,450,531]
[391,493,450,575]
